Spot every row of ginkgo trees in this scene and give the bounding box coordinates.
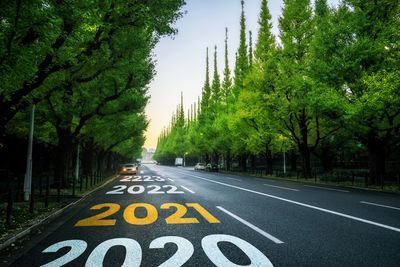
[154,0,400,185]
[0,0,185,186]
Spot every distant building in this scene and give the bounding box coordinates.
[142,148,155,162]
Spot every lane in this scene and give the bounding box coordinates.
[167,166,400,228]
[153,165,400,266]
[6,163,400,266]
[9,165,279,266]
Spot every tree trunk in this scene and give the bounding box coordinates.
[251,154,256,172]
[82,139,94,178]
[367,134,386,185]
[225,151,231,171]
[298,109,312,178]
[54,127,73,187]
[264,143,273,175]
[290,151,297,172]
[240,153,247,172]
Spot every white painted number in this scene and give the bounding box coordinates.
[106,185,127,194]
[202,234,273,267]
[148,185,164,194]
[41,235,272,266]
[149,236,194,267]
[107,185,185,195]
[41,240,87,267]
[120,176,166,182]
[85,238,141,267]
[127,185,145,194]
[163,185,184,194]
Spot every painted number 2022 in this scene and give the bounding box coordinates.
[40,235,273,267]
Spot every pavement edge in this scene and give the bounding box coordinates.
[0,174,118,251]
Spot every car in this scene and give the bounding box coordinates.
[119,163,138,175]
[205,163,218,172]
[194,163,206,170]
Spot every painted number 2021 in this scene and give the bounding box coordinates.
[40,235,273,267]
[74,202,220,226]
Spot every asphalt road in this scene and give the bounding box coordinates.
[5,164,400,266]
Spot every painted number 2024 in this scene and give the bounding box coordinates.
[40,235,273,267]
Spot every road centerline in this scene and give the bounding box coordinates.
[216,206,284,244]
[360,201,400,211]
[263,184,299,192]
[172,170,400,233]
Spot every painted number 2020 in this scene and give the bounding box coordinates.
[40,235,273,267]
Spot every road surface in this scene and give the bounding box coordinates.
[5,164,400,266]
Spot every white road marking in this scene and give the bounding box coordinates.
[256,178,275,182]
[360,201,400,211]
[181,185,195,194]
[140,170,144,174]
[227,177,242,181]
[167,178,174,182]
[304,185,349,193]
[216,206,284,244]
[175,171,400,233]
[264,184,299,192]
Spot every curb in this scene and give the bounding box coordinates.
[0,175,118,251]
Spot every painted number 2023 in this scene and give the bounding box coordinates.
[40,235,273,267]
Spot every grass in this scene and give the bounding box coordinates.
[0,174,116,241]
[0,201,63,240]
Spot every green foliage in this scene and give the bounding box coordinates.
[1,1,186,176]
[156,0,399,182]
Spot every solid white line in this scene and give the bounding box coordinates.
[360,201,400,211]
[304,185,349,193]
[264,184,299,192]
[175,171,400,233]
[227,177,242,181]
[167,178,174,182]
[181,185,195,194]
[217,206,284,244]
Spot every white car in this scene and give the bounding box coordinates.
[194,163,206,170]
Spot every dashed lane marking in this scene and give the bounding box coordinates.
[226,177,242,182]
[360,201,400,211]
[216,206,284,244]
[167,178,174,182]
[172,171,400,233]
[263,184,299,192]
[303,185,349,193]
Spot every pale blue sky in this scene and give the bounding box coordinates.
[144,0,338,148]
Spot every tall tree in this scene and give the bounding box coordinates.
[233,0,249,97]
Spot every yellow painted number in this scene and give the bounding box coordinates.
[186,203,220,223]
[75,203,120,227]
[161,203,199,224]
[123,203,158,225]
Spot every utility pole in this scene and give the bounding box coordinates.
[75,144,80,181]
[24,105,35,201]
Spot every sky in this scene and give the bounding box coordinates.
[144,0,338,149]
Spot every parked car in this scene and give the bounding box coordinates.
[119,163,138,175]
[205,163,219,172]
[194,163,206,170]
